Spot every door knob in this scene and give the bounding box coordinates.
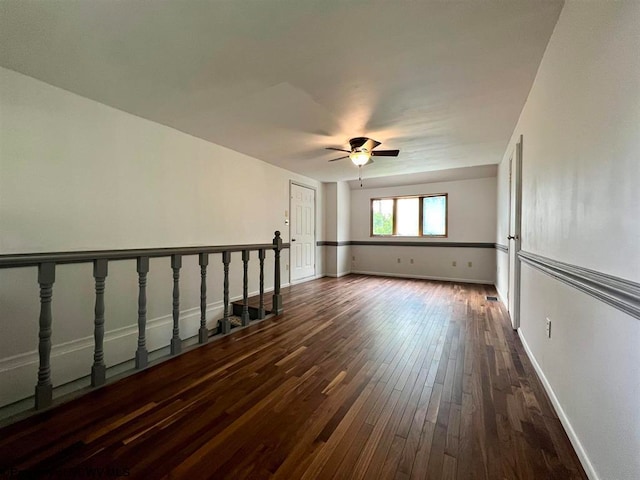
[507,235,518,240]
[291,238,296,242]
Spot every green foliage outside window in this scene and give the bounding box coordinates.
[373,211,393,235]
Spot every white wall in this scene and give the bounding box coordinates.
[496,3,640,479]
[495,157,510,302]
[336,182,351,276]
[0,67,324,406]
[350,177,497,283]
[322,182,337,276]
[323,183,337,242]
[323,181,351,277]
[336,181,351,242]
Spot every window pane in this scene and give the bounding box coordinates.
[396,198,419,236]
[422,196,446,236]
[372,199,394,235]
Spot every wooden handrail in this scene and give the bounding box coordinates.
[0,241,289,268]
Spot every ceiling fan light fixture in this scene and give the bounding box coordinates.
[349,150,370,166]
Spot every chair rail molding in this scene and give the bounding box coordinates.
[495,243,509,253]
[317,240,494,248]
[518,251,640,320]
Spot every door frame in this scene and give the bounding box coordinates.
[289,180,317,283]
[507,135,523,329]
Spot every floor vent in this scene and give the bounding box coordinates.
[486,296,498,302]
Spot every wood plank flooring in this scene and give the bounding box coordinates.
[0,275,587,479]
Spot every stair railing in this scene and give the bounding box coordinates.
[0,231,287,410]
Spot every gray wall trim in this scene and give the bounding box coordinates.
[317,240,494,248]
[314,242,567,253]
[495,243,509,253]
[316,241,350,247]
[351,241,495,248]
[519,251,640,321]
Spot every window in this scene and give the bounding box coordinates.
[371,198,393,235]
[371,194,447,237]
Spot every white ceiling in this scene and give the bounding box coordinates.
[0,0,563,184]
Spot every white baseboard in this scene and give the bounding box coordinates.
[517,328,598,480]
[0,286,277,407]
[351,270,493,285]
[495,284,508,307]
[325,271,351,278]
[288,274,322,285]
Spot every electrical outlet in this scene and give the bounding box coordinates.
[468,261,472,267]
[397,258,401,263]
[452,261,457,267]
[286,264,289,271]
[546,317,552,338]
[410,258,414,264]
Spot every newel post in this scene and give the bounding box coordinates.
[135,256,149,369]
[272,231,283,315]
[170,254,182,355]
[258,249,266,319]
[199,253,209,344]
[35,262,55,410]
[221,251,231,334]
[91,259,108,387]
[241,250,250,326]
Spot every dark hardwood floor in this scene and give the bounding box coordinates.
[0,275,587,479]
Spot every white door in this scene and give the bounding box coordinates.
[290,183,316,282]
[507,136,523,329]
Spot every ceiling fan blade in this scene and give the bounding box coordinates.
[349,137,369,150]
[328,155,349,162]
[325,147,351,153]
[363,138,382,152]
[371,149,400,157]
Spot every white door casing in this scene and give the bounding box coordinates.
[507,135,523,329]
[290,182,316,282]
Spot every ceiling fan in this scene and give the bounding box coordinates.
[326,137,399,166]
